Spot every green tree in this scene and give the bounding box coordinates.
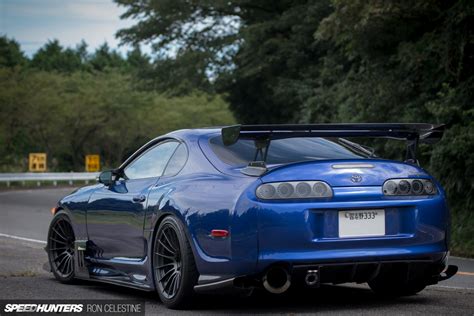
[218,1,332,123]
[31,39,83,72]
[114,0,332,121]
[0,36,28,68]
[0,67,234,171]
[126,46,150,70]
[150,50,213,95]
[89,43,127,71]
[310,0,474,255]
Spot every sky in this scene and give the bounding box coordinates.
[0,0,136,57]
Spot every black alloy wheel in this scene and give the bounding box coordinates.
[153,216,198,309]
[156,224,182,299]
[47,213,75,282]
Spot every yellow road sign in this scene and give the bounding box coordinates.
[85,154,100,172]
[29,153,47,172]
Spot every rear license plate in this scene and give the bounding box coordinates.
[338,209,385,238]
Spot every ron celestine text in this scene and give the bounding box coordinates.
[1,300,144,315]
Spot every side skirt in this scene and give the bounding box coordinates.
[82,276,154,292]
[73,240,155,291]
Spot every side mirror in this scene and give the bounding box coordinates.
[98,170,114,186]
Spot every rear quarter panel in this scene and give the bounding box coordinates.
[144,131,259,280]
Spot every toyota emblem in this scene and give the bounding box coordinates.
[351,174,362,183]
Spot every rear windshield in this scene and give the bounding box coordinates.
[209,136,368,167]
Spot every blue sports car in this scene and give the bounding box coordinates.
[47,124,457,309]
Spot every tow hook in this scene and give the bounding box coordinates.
[305,269,320,287]
[439,265,458,281]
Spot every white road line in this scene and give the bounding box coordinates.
[0,233,46,244]
[433,285,474,291]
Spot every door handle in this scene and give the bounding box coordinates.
[132,195,146,203]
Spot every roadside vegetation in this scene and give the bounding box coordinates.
[0,0,472,256]
[0,40,235,171]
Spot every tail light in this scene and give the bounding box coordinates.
[256,181,333,200]
[383,179,437,196]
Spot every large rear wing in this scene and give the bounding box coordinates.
[221,123,445,167]
[222,123,445,146]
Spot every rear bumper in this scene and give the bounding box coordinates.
[194,256,454,294]
[258,248,447,269]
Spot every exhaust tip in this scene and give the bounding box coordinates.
[262,266,291,294]
[305,269,319,286]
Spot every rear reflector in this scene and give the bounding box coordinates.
[210,229,229,238]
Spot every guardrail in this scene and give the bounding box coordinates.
[0,172,100,187]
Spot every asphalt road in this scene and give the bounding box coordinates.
[0,188,473,315]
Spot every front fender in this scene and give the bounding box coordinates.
[57,184,101,240]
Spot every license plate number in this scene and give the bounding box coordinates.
[338,209,385,238]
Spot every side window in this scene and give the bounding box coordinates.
[125,141,179,180]
[163,143,188,176]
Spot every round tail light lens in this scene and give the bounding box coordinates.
[411,180,424,194]
[424,180,435,194]
[398,180,411,194]
[295,182,312,197]
[277,183,294,198]
[313,182,328,197]
[256,184,276,199]
[383,180,398,195]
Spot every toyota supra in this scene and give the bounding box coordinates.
[46,124,457,309]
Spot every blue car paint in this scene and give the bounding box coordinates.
[86,177,157,259]
[253,159,448,266]
[55,128,450,290]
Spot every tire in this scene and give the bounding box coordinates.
[47,212,76,283]
[153,216,198,309]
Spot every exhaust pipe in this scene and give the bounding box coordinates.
[305,269,319,287]
[262,266,291,294]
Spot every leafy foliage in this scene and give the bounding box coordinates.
[0,37,27,67]
[0,37,235,171]
[308,0,474,255]
[115,0,473,255]
[115,0,333,121]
